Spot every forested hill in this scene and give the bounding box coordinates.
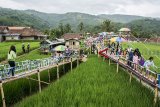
[0,7,149,28]
[0,7,160,38]
[0,7,50,30]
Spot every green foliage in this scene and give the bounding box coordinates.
[0,8,49,30]
[101,20,113,32]
[78,22,84,32]
[16,56,159,107]
[1,7,160,38]
[127,19,160,38]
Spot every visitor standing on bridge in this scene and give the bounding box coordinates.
[133,52,139,70]
[22,43,25,53]
[110,42,116,55]
[8,45,17,77]
[143,57,157,77]
[27,43,30,53]
[127,49,134,67]
[65,46,71,61]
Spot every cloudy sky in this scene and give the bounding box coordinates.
[0,0,160,17]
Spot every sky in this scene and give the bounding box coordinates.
[0,0,160,17]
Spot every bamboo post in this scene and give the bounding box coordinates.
[116,60,119,73]
[71,58,73,71]
[130,71,133,83]
[63,59,65,73]
[77,56,79,67]
[37,69,41,93]
[103,57,105,61]
[90,46,91,54]
[154,74,158,105]
[28,76,32,94]
[48,69,50,83]
[57,64,59,79]
[98,48,100,57]
[0,81,6,107]
[109,58,111,66]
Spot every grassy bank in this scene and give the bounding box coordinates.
[0,42,40,62]
[16,55,159,107]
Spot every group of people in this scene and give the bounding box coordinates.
[52,46,72,62]
[22,43,30,53]
[107,41,157,76]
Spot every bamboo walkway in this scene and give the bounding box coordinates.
[0,55,80,107]
[99,48,160,105]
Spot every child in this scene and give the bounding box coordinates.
[143,57,157,77]
[133,52,139,70]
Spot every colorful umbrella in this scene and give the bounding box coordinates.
[110,37,127,43]
[54,45,66,51]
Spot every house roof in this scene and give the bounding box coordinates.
[8,27,30,30]
[40,40,65,46]
[0,26,9,33]
[65,38,80,42]
[21,28,43,37]
[63,33,83,40]
[1,26,46,37]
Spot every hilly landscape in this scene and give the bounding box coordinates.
[0,7,149,29]
[0,7,160,38]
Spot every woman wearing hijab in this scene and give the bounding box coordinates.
[8,45,17,76]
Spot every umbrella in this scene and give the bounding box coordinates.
[54,45,66,51]
[110,37,127,43]
[119,28,131,32]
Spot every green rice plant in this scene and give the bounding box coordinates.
[0,61,77,107]
[0,42,40,62]
[15,55,160,107]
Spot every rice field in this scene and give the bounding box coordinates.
[0,42,40,62]
[122,42,160,72]
[16,49,50,62]
[15,55,160,107]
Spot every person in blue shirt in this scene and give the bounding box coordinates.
[143,57,157,77]
[127,49,134,67]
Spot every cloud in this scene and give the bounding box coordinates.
[0,0,160,17]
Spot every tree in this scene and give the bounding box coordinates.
[78,22,84,32]
[64,23,72,33]
[58,23,64,36]
[101,20,113,32]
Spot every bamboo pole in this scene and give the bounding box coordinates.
[90,46,91,54]
[77,57,79,67]
[103,57,105,61]
[37,70,41,93]
[63,59,65,73]
[154,74,158,106]
[0,81,6,107]
[48,69,50,83]
[116,60,119,73]
[28,76,32,94]
[57,64,59,79]
[130,71,132,83]
[109,58,111,66]
[71,58,73,71]
[26,77,50,85]
[98,48,99,57]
